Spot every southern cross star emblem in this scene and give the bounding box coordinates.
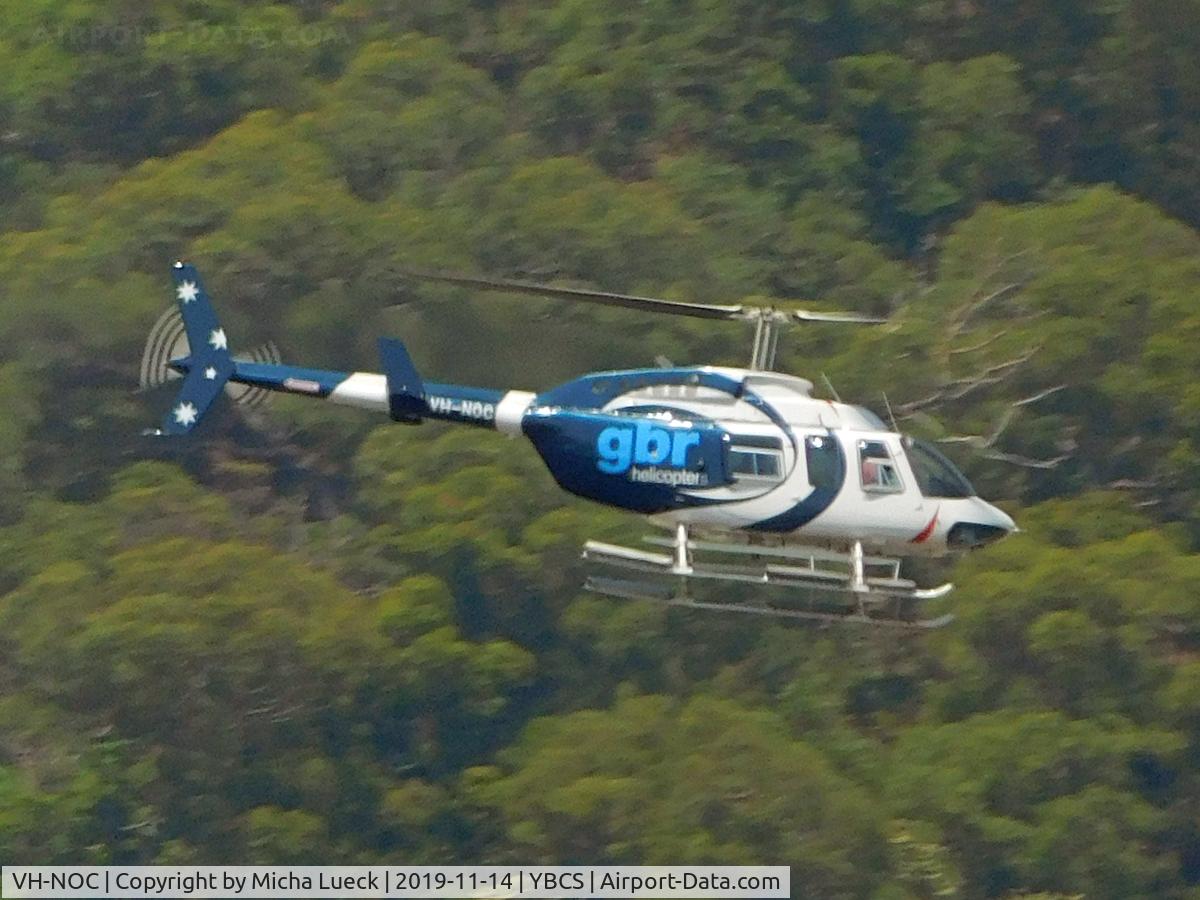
[174,402,198,427]
[209,328,228,351]
[204,366,218,380]
[176,281,199,304]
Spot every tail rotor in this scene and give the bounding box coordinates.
[141,261,258,435]
[139,265,282,428]
[141,309,281,408]
[139,306,188,391]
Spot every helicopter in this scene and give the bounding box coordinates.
[142,262,1017,629]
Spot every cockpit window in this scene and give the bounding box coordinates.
[859,439,903,493]
[905,437,975,498]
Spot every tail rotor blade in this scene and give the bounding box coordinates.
[139,306,188,391]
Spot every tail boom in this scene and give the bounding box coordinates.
[176,357,533,430]
[225,361,530,431]
[150,261,534,435]
[377,335,533,433]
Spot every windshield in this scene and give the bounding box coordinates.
[905,437,975,498]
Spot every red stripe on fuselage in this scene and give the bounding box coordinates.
[911,508,939,543]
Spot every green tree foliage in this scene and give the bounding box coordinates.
[4,0,1200,892]
[886,711,1180,898]
[0,465,533,861]
[312,37,506,200]
[823,187,1200,512]
[469,694,890,896]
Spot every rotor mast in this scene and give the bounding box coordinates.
[746,308,790,370]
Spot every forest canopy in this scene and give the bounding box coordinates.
[3,1,1200,897]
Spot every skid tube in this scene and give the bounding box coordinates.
[581,526,955,629]
[583,575,955,630]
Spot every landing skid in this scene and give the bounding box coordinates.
[584,576,955,630]
[581,527,954,629]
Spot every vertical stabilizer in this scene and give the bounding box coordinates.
[154,262,236,435]
[379,337,426,423]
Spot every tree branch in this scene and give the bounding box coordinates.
[933,385,1071,469]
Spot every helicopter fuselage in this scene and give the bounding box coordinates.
[156,261,1014,561]
[206,357,1015,557]
[513,365,1015,557]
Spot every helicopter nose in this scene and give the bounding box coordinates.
[946,502,1017,550]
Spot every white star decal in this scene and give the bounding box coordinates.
[204,366,218,380]
[176,281,199,304]
[174,402,198,427]
[209,328,228,351]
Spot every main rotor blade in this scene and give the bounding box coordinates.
[404,270,746,321]
[792,309,888,325]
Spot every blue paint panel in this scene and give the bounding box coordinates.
[379,337,425,423]
[536,367,796,456]
[529,368,817,515]
[160,356,235,435]
[422,382,506,428]
[171,262,226,362]
[229,361,350,397]
[160,262,236,435]
[523,408,731,513]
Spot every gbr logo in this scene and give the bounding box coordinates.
[596,421,701,474]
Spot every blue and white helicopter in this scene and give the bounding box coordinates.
[143,262,1016,628]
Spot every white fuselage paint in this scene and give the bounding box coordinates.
[327,374,534,435]
[328,373,389,412]
[495,390,537,436]
[603,367,1014,557]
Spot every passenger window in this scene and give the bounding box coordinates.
[805,435,841,489]
[756,452,781,478]
[859,440,903,493]
[728,447,784,481]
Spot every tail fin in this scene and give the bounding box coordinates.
[154,261,236,435]
[379,337,426,423]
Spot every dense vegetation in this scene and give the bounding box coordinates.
[3,1,1200,896]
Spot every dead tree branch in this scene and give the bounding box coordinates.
[898,346,1043,416]
[934,385,1071,469]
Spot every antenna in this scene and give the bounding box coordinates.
[821,372,843,402]
[882,392,899,433]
